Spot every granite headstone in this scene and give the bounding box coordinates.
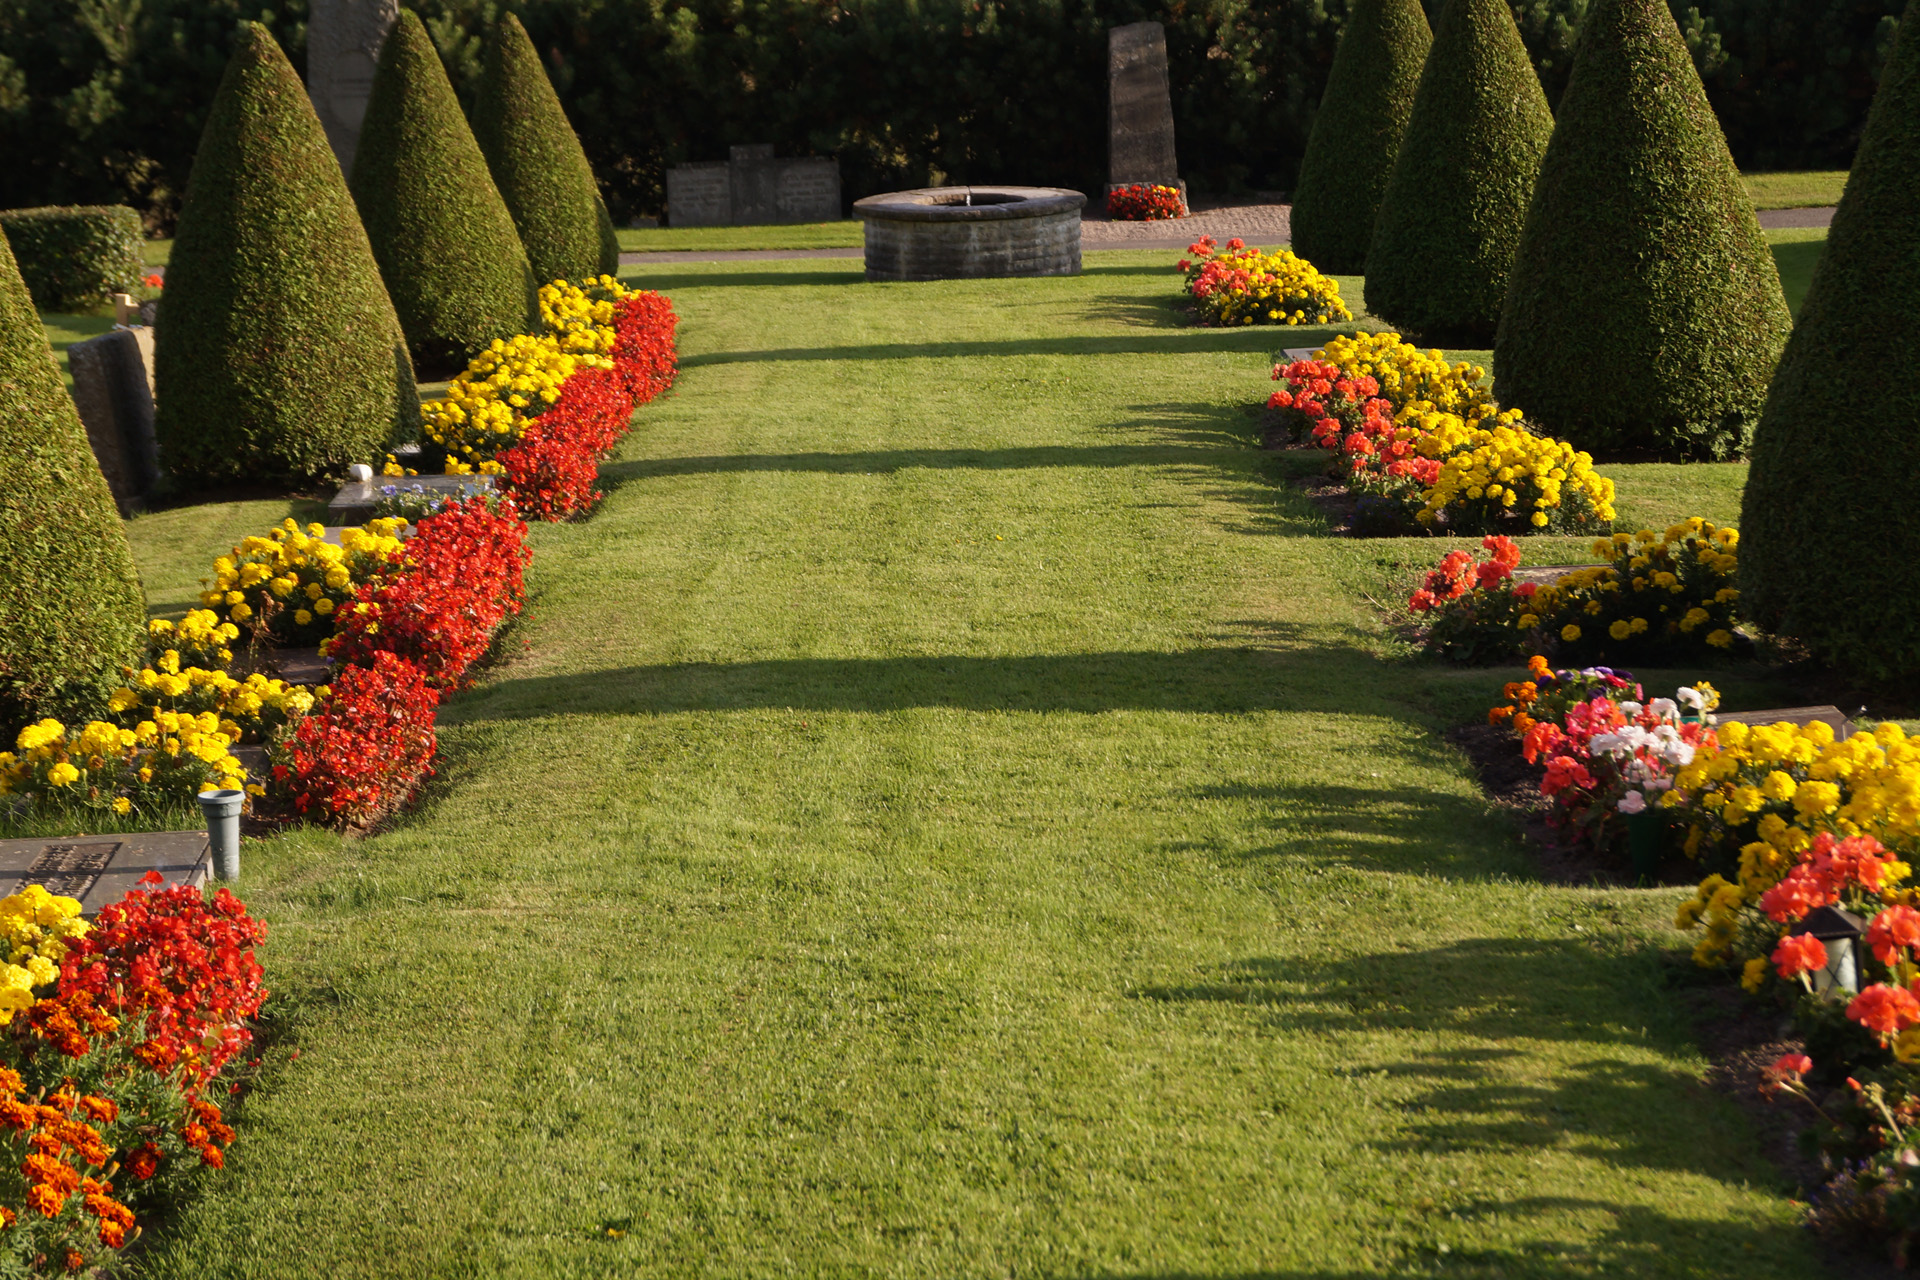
[1109,22,1180,191]
[308,0,399,176]
[67,328,159,513]
[0,832,208,917]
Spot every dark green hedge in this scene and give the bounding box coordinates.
[1364,0,1552,343]
[351,10,535,375]
[1288,0,1431,275]
[0,224,145,727]
[0,206,143,310]
[472,13,619,284]
[1493,0,1791,460]
[0,0,1901,231]
[1741,1,1920,684]
[154,24,419,486]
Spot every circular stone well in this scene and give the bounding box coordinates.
[853,186,1085,282]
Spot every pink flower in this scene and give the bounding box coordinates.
[1772,933,1828,979]
[1848,983,1920,1038]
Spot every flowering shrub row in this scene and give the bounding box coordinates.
[1106,183,1184,220]
[0,713,247,825]
[1178,238,1351,327]
[1409,520,1741,664]
[200,520,407,648]
[0,876,267,1273]
[422,277,678,518]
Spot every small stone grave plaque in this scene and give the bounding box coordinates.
[328,473,493,525]
[667,162,731,229]
[1109,22,1180,188]
[307,0,399,175]
[0,833,208,916]
[1281,347,1319,363]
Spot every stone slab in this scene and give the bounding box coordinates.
[328,473,493,525]
[668,149,842,227]
[307,0,398,176]
[1109,22,1179,187]
[68,328,158,512]
[1719,705,1857,739]
[0,832,208,917]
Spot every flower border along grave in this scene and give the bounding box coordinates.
[1469,647,1920,1259]
[1105,183,1185,221]
[3,276,677,835]
[1177,237,1351,327]
[1262,330,1616,538]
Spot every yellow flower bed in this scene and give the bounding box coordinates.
[145,610,239,670]
[108,653,316,743]
[201,519,406,648]
[1184,242,1351,327]
[0,885,86,1021]
[1515,520,1738,653]
[1670,719,1920,976]
[423,277,630,472]
[0,714,247,821]
[1304,331,1500,425]
[1414,420,1616,533]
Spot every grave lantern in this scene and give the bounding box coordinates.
[1790,905,1867,995]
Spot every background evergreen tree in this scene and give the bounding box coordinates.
[351,9,537,375]
[154,23,418,485]
[472,13,619,283]
[0,228,145,725]
[1492,0,1790,460]
[1741,0,1920,683]
[1287,0,1432,275]
[1364,0,1554,343]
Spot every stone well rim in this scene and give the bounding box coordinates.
[852,186,1087,224]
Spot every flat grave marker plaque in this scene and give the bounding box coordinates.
[0,832,208,916]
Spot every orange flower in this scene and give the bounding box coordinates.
[1513,712,1535,734]
[77,1096,116,1125]
[98,1219,127,1248]
[199,1145,224,1169]
[126,1144,160,1181]
[1527,654,1552,679]
[62,1247,83,1272]
[27,1183,66,1217]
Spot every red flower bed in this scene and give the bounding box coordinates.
[60,874,267,1088]
[273,652,439,828]
[1106,182,1184,220]
[495,293,679,520]
[325,498,530,688]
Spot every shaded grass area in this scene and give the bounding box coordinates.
[618,220,863,253]
[122,251,1826,1278]
[1743,170,1847,210]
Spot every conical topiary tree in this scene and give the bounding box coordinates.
[1363,0,1553,344]
[154,23,420,486]
[472,13,620,284]
[351,9,537,375]
[1740,0,1920,683]
[0,228,145,725]
[1288,0,1432,275]
[1492,0,1790,460]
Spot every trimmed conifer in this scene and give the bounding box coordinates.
[154,23,420,486]
[1363,0,1553,344]
[1288,0,1432,275]
[473,13,620,283]
[0,228,145,724]
[351,9,537,375]
[1492,0,1790,460]
[1740,0,1920,682]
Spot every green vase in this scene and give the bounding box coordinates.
[1625,807,1668,881]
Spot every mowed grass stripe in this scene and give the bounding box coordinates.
[137,254,1821,1278]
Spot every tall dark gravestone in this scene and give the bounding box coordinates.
[1108,22,1183,204]
[308,0,399,176]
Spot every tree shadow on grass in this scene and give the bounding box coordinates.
[1139,939,1795,1190]
[677,329,1317,367]
[617,268,863,291]
[444,628,1411,726]
[1104,1199,1825,1277]
[599,440,1239,485]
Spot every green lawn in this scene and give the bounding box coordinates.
[1742,170,1847,209]
[618,220,863,253]
[115,251,1831,1278]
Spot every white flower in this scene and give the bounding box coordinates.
[1648,697,1678,719]
[1617,790,1647,815]
[1618,701,1643,718]
[1677,686,1704,709]
[1588,733,1625,756]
